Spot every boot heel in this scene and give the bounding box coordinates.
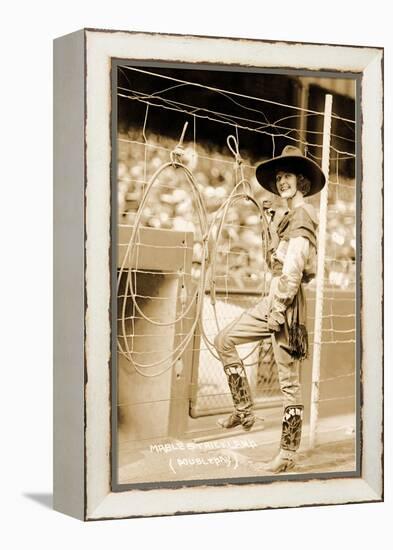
[242,414,255,431]
[218,411,255,430]
[267,449,296,473]
[267,405,304,473]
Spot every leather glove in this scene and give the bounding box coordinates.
[267,310,285,332]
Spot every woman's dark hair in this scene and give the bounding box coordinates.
[296,174,311,196]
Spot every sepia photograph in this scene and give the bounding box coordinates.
[3,0,388,540]
[52,28,383,520]
[112,61,359,488]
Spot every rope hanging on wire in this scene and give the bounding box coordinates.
[198,135,271,365]
[117,123,210,377]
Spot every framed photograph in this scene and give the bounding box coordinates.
[53,29,383,520]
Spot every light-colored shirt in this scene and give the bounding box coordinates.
[271,236,317,314]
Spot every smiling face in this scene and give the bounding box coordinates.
[275,171,298,199]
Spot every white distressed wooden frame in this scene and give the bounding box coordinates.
[53,29,383,521]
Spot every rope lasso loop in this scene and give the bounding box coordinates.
[170,121,189,167]
[117,154,209,377]
[198,177,271,365]
[118,161,208,329]
[227,134,242,166]
[227,134,253,197]
[170,145,184,165]
[237,178,252,198]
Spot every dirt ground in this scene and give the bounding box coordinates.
[118,413,356,485]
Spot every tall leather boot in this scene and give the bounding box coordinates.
[218,363,255,431]
[268,405,304,473]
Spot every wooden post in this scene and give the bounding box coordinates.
[309,94,333,449]
[298,80,309,149]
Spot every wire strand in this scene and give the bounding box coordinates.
[118,86,356,144]
[119,65,356,124]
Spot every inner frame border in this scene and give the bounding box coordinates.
[109,58,362,493]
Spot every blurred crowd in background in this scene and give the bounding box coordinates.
[118,132,356,291]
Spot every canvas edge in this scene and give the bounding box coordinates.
[81,29,383,520]
[53,29,86,521]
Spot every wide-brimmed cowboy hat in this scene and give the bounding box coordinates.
[255,145,326,197]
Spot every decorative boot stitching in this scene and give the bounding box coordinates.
[223,363,253,411]
[280,405,304,452]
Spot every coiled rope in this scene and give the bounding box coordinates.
[198,136,271,366]
[117,124,209,377]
